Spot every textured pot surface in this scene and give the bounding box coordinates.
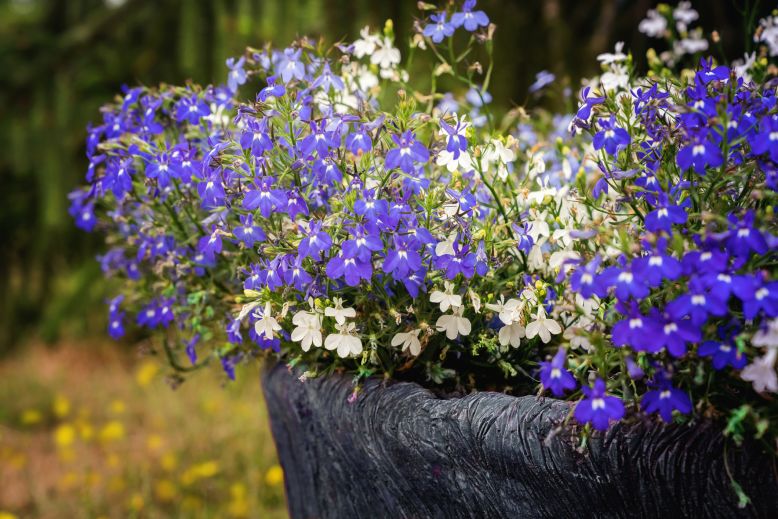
[262,363,777,519]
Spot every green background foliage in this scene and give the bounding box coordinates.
[0,0,765,352]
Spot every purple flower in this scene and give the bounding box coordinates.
[385,131,430,174]
[600,266,649,301]
[326,252,373,286]
[529,70,555,94]
[735,279,778,320]
[341,224,383,261]
[539,348,577,397]
[575,86,605,123]
[593,117,630,155]
[656,313,701,357]
[197,226,223,262]
[611,305,662,352]
[277,48,306,84]
[345,128,373,155]
[311,63,344,92]
[699,340,747,370]
[185,335,200,365]
[748,115,778,162]
[383,237,423,280]
[676,133,723,175]
[451,0,489,32]
[258,75,285,102]
[666,279,727,326]
[283,256,313,291]
[175,95,210,125]
[234,214,266,248]
[298,222,332,260]
[632,251,682,288]
[574,378,625,431]
[641,374,692,423]
[243,177,288,218]
[569,257,609,299]
[645,198,688,233]
[226,57,247,92]
[240,119,273,157]
[726,211,768,259]
[402,269,427,298]
[423,13,455,43]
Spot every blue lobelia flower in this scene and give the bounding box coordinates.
[725,211,768,259]
[311,62,345,92]
[599,266,650,301]
[539,347,577,397]
[258,75,286,102]
[655,311,701,357]
[611,303,662,352]
[326,252,373,287]
[423,12,455,43]
[345,127,373,155]
[574,86,605,124]
[676,131,723,175]
[341,223,383,261]
[226,56,247,93]
[298,221,332,260]
[243,177,288,218]
[641,373,692,423]
[234,214,266,248]
[383,236,423,280]
[175,95,210,125]
[574,378,625,431]
[569,256,609,299]
[277,48,306,84]
[666,278,728,326]
[699,339,747,370]
[644,193,688,233]
[734,277,778,320]
[748,115,778,162]
[451,0,490,32]
[593,116,630,156]
[631,248,682,288]
[529,70,555,94]
[385,131,430,174]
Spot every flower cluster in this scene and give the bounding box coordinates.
[72,2,777,451]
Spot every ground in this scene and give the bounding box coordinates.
[0,341,288,518]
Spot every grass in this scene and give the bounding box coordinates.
[0,341,288,518]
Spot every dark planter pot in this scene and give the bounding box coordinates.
[262,363,778,519]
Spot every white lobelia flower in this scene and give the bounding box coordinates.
[429,281,462,312]
[499,322,525,348]
[371,36,401,70]
[435,306,471,340]
[597,41,626,65]
[639,9,667,38]
[600,64,630,92]
[291,310,323,352]
[254,302,282,340]
[525,306,562,344]
[753,318,778,349]
[436,149,473,173]
[435,231,457,257]
[324,297,356,325]
[741,348,778,393]
[391,329,422,356]
[733,52,756,83]
[353,26,379,58]
[468,289,482,314]
[324,322,363,358]
[563,323,594,352]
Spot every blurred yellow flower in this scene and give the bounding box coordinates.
[58,471,79,491]
[264,464,284,486]
[146,433,164,452]
[154,479,177,502]
[228,482,249,517]
[109,400,126,414]
[78,421,94,441]
[106,453,120,468]
[0,512,19,519]
[128,493,144,511]
[20,408,42,425]
[99,420,125,443]
[53,395,71,418]
[135,360,159,387]
[160,452,177,472]
[181,460,220,485]
[54,423,76,447]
